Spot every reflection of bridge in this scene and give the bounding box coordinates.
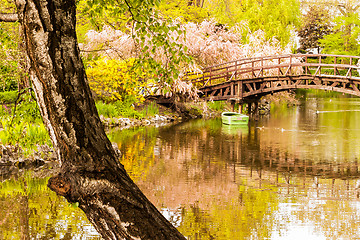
[219,129,360,181]
[159,121,360,181]
[187,54,360,111]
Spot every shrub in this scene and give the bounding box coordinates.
[13,93,42,123]
[0,91,18,104]
[86,58,149,103]
[115,98,144,119]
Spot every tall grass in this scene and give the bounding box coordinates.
[96,101,119,118]
[0,118,51,154]
[114,100,143,119]
[96,100,149,119]
[140,102,159,117]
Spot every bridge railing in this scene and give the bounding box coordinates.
[185,54,360,88]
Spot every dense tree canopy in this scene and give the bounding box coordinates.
[204,0,301,46]
[319,0,360,55]
[301,0,360,55]
[158,0,208,23]
[297,5,333,53]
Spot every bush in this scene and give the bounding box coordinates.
[115,99,144,119]
[86,58,149,103]
[0,91,18,104]
[0,91,47,153]
[0,91,41,123]
[13,93,41,123]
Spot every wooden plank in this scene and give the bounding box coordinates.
[210,90,218,97]
[256,68,263,78]
[345,68,352,78]
[314,66,321,76]
[225,86,230,96]
[351,82,360,93]
[246,83,254,92]
[253,82,257,91]
[331,81,339,87]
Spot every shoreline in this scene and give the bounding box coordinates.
[0,110,207,181]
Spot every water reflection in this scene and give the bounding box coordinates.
[111,95,360,239]
[0,174,101,239]
[1,95,360,239]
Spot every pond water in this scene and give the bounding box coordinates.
[1,93,360,239]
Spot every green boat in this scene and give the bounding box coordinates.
[221,112,249,125]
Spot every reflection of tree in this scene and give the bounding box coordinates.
[113,112,360,239]
[156,117,360,180]
[178,185,278,240]
[0,175,100,239]
[109,126,159,181]
[19,191,30,240]
[278,177,360,239]
[115,119,279,239]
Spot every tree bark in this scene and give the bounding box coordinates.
[0,13,18,22]
[13,0,186,239]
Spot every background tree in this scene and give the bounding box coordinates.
[0,0,23,91]
[297,5,332,53]
[301,0,360,55]
[204,0,301,46]
[320,1,360,55]
[158,0,208,23]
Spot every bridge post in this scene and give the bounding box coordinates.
[247,102,252,114]
[245,97,261,120]
[239,101,243,114]
[230,100,235,112]
[237,82,243,99]
[229,99,244,113]
[254,101,259,119]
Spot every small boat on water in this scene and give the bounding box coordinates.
[221,112,249,125]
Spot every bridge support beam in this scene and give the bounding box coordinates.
[229,97,262,117]
[228,98,244,113]
[245,97,261,120]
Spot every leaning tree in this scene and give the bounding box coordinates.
[0,0,186,239]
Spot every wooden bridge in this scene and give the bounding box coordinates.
[186,54,360,111]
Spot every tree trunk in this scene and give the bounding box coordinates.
[13,0,186,239]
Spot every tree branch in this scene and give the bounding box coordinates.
[0,13,18,22]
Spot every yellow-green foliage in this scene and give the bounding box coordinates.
[86,58,149,102]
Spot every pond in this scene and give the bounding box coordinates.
[1,93,360,239]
